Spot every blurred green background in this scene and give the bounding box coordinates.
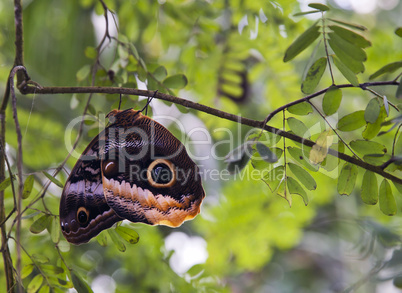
[1,0,402,292]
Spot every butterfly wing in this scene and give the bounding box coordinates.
[60,133,122,245]
[100,110,205,227]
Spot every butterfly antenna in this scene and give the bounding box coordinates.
[118,94,122,110]
[141,90,158,115]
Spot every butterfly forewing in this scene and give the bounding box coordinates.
[60,109,205,245]
[100,110,205,227]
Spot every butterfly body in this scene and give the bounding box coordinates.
[60,109,205,244]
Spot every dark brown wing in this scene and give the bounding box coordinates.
[60,133,122,245]
[100,110,205,227]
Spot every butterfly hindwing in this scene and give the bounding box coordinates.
[59,133,122,244]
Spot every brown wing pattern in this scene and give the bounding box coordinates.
[59,135,122,244]
[60,109,205,245]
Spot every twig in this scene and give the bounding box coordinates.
[20,83,402,185]
[307,100,361,160]
[0,74,14,293]
[262,80,399,124]
[9,65,27,292]
[13,0,24,86]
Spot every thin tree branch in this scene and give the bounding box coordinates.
[263,80,399,124]
[0,82,14,293]
[20,83,402,185]
[0,3,27,283]
[14,0,24,85]
[9,65,27,293]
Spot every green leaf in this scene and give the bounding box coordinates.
[32,254,49,264]
[337,110,365,131]
[84,46,97,59]
[328,18,367,31]
[115,226,140,244]
[293,10,321,16]
[227,156,251,174]
[369,61,402,80]
[332,55,360,86]
[187,264,204,277]
[71,271,93,293]
[27,274,43,293]
[225,142,251,163]
[363,107,387,140]
[30,215,51,234]
[21,264,34,279]
[384,95,389,116]
[287,147,319,172]
[40,264,64,275]
[163,74,188,89]
[394,182,402,194]
[97,232,108,246]
[288,163,317,190]
[287,117,310,138]
[308,3,330,11]
[287,176,308,205]
[283,21,320,62]
[396,76,402,99]
[361,171,378,205]
[301,57,327,94]
[363,154,391,166]
[350,140,386,155]
[337,163,358,195]
[394,276,402,289]
[328,33,367,61]
[287,102,313,115]
[0,177,12,192]
[255,142,278,163]
[48,276,72,288]
[147,77,159,91]
[255,131,282,146]
[309,129,333,164]
[379,179,396,216]
[76,65,91,82]
[329,25,371,48]
[226,142,253,173]
[22,175,35,199]
[42,171,63,188]
[277,180,291,206]
[262,166,285,192]
[323,86,342,116]
[118,44,129,60]
[49,216,60,243]
[137,62,147,82]
[128,43,140,59]
[108,229,126,252]
[365,98,381,123]
[38,285,50,293]
[327,38,365,74]
[395,27,402,38]
[153,66,168,81]
[321,143,344,171]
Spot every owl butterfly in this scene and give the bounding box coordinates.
[60,108,205,244]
